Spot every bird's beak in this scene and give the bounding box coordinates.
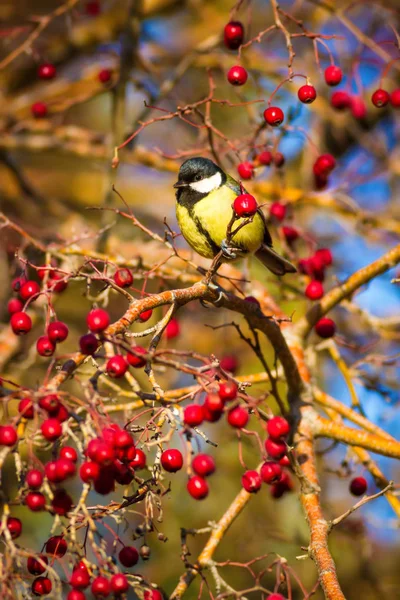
[173,180,188,189]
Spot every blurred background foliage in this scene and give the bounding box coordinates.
[1,0,400,598]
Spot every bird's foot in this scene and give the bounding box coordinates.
[221,239,240,260]
[199,279,226,306]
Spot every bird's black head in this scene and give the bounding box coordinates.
[174,157,226,201]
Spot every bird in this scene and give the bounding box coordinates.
[173,157,296,276]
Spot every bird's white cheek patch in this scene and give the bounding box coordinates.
[189,171,222,193]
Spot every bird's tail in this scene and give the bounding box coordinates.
[255,244,297,276]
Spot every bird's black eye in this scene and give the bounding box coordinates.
[194,174,202,181]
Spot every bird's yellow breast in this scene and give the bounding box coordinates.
[176,185,265,259]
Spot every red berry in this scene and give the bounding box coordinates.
[27,555,48,575]
[36,336,56,357]
[31,102,48,118]
[113,268,133,287]
[47,271,68,293]
[265,437,287,459]
[224,21,244,50]
[45,461,61,483]
[38,63,56,80]
[79,333,99,355]
[39,394,60,414]
[267,595,286,600]
[7,298,23,315]
[244,295,260,308]
[25,491,46,511]
[264,106,284,126]
[315,317,336,338]
[93,441,115,466]
[99,68,112,83]
[270,472,293,498]
[68,591,86,600]
[86,308,110,333]
[45,535,67,557]
[192,454,215,477]
[260,461,282,484]
[220,355,238,373]
[55,403,69,423]
[218,381,238,401]
[204,393,224,414]
[273,152,285,168]
[350,96,367,119]
[324,65,342,86]
[47,321,69,343]
[80,461,100,483]
[106,355,128,378]
[282,226,299,243]
[144,591,163,600]
[32,576,52,596]
[26,469,44,489]
[315,247,333,266]
[52,489,73,515]
[18,397,34,419]
[183,404,204,427]
[371,88,390,108]
[7,517,22,539]
[0,425,17,446]
[227,65,248,86]
[267,416,290,440]
[114,429,134,449]
[331,91,351,110]
[233,193,258,217]
[129,448,146,470]
[91,576,111,597]
[269,202,286,221]
[298,84,316,103]
[110,573,129,594]
[313,154,336,176]
[305,280,324,300]
[242,470,261,493]
[85,1,101,16]
[227,406,249,429]
[119,546,139,567]
[203,404,222,422]
[60,446,78,462]
[20,280,40,300]
[237,161,254,180]
[161,448,183,473]
[127,345,147,368]
[187,475,209,499]
[390,89,400,107]
[165,318,180,339]
[55,458,76,480]
[279,455,291,467]
[70,566,90,589]
[257,151,272,166]
[350,476,367,496]
[41,418,62,441]
[139,308,153,322]
[10,311,32,334]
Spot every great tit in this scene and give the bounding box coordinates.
[174,157,296,276]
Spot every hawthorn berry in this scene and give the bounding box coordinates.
[38,63,56,80]
[12,276,26,292]
[305,280,324,300]
[220,355,238,373]
[110,573,129,594]
[41,418,62,441]
[233,193,258,217]
[183,404,204,427]
[204,393,224,414]
[91,576,111,597]
[80,461,100,483]
[128,448,146,470]
[85,0,101,16]
[27,555,48,575]
[18,397,34,419]
[242,470,262,493]
[32,576,52,596]
[187,475,209,499]
[31,102,48,118]
[257,150,272,166]
[7,517,22,539]
[313,154,336,176]
[224,21,244,50]
[227,65,248,86]
[315,317,336,338]
[39,394,60,414]
[26,469,44,489]
[113,268,133,287]
[67,591,86,600]
[114,460,134,485]
[114,429,134,449]
[315,247,333,266]
[371,88,390,108]
[144,591,163,600]
[331,91,351,110]
[273,152,285,168]
[324,65,342,86]
[45,461,62,483]
[351,96,367,119]
[267,594,286,600]
[227,406,249,429]
[36,336,56,357]
[92,441,115,466]
[86,308,110,333]
[139,308,153,322]
[70,566,90,589]
[350,476,367,496]
[60,446,78,462]
[45,535,67,556]
[165,317,180,339]
[127,345,147,368]
[203,404,222,422]
[119,546,139,567]
[264,106,284,126]
[270,471,293,498]
[192,454,215,477]
[237,161,254,180]
[161,449,183,473]
[391,89,400,107]
[94,467,115,495]
[25,491,46,511]
[55,458,76,480]
[52,489,73,515]
[265,437,287,459]
[0,425,18,446]
[99,68,112,83]
[79,333,99,355]
[19,280,40,300]
[47,321,69,343]
[267,416,290,440]
[218,381,238,401]
[10,311,32,335]
[260,461,282,484]
[279,455,291,467]
[298,84,317,103]
[269,202,286,221]
[282,226,299,244]
[7,298,23,315]
[106,355,128,378]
